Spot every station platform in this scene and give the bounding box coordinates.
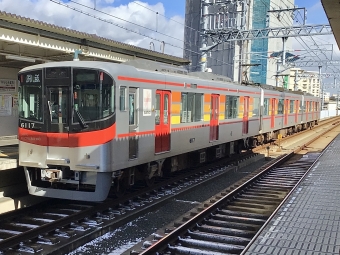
[0,144,18,170]
[245,135,340,254]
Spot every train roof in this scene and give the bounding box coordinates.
[19,60,318,98]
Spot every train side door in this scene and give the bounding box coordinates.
[155,90,171,153]
[243,96,249,134]
[284,99,289,126]
[305,100,309,121]
[271,98,276,129]
[210,94,219,141]
[128,88,138,159]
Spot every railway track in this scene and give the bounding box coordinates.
[137,152,322,255]
[0,117,339,254]
[125,118,340,255]
[0,151,262,254]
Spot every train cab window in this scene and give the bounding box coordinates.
[180,93,203,123]
[290,100,294,113]
[225,95,239,119]
[73,69,114,123]
[19,82,43,122]
[278,99,284,114]
[120,86,126,111]
[48,87,68,123]
[263,98,269,116]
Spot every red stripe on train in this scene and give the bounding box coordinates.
[18,124,116,147]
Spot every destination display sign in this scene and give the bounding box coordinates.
[19,70,43,86]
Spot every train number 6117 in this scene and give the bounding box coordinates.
[21,122,35,129]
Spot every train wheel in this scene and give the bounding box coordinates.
[112,179,128,197]
[235,141,242,154]
[145,177,156,187]
[252,138,258,148]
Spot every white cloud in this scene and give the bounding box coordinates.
[0,0,185,57]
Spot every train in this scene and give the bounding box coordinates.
[18,59,320,201]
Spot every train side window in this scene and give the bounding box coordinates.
[290,100,294,113]
[180,93,188,123]
[120,86,126,111]
[225,95,239,119]
[263,98,269,115]
[187,93,194,123]
[181,93,203,123]
[253,97,260,116]
[194,94,203,121]
[155,93,160,125]
[129,93,135,125]
[299,100,304,113]
[278,99,284,114]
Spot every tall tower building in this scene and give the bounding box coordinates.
[249,0,294,86]
[183,0,239,80]
[183,0,295,86]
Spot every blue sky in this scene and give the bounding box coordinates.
[112,0,328,24]
[1,0,337,90]
[115,0,185,17]
[99,0,328,22]
[1,0,335,67]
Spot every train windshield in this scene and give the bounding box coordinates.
[73,69,114,123]
[18,71,43,122]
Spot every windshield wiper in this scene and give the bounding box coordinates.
[75,110,88,130]
[47,100,53,122]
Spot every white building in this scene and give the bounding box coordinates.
[184,0,295,85]
[288,68,321,97]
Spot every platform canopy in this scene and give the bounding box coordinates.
[0,11,190,69]
[321,0,340,49]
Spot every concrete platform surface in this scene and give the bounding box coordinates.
[0,158,17,170]
[0,144,18,170]
[245,135,340,255]
[0,194,49,214]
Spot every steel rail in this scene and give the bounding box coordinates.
[0,149,249,251]
[138,153,293,255]
[138,120,340,255]
[240,121,338,255]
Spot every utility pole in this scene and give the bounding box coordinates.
[200,0,209,72]
[335,77,338,115]
[319,66,324,110]
[294,69,298,91]
[275,60,281,87]
[282,37,288,66]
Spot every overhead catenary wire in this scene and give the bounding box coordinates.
[256,0,339,78]
[264,0,339,73]
[50,0,236,68]
[65,0,185,44]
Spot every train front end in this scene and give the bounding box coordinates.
[18,63,115,201]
